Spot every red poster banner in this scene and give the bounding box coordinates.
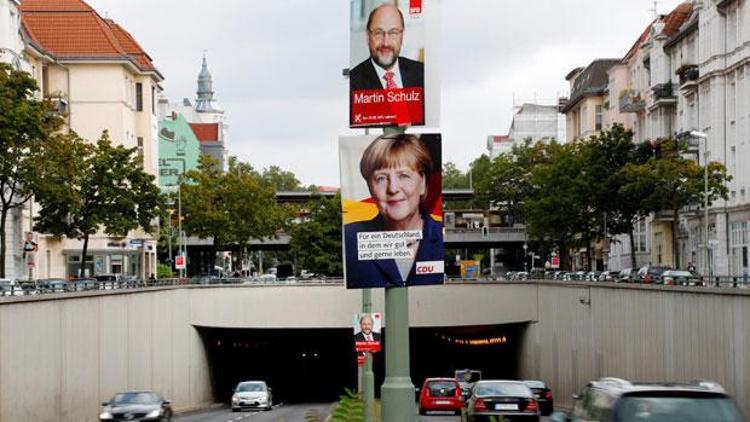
[350,87,424,127]
[409,0,422,14]
[355,341,382,353]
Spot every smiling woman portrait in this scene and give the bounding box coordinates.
[343,133,443,288]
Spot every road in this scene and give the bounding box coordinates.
[175,405,552,421]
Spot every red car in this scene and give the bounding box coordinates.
[418,377,463,415]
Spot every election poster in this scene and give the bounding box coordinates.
[349,0,440,128]
[340,133,444,289]
[353,312,382,353]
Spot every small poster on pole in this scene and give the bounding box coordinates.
[353,313,382,353]
[175,254,186,270]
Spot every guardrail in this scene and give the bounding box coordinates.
[3,274,749,298]
[0,276,346,297]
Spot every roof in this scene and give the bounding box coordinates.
[491,135,511,144]
[561,59,620,113]
[661,1,693,37]
[19,0,161,78]
[189,123,219,142]
[590,377,728,396]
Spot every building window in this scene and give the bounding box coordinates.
[135,83,143,112]
[595,105,603,131]
[151,86,156,115]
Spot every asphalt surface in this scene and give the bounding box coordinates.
[174,404,552,421]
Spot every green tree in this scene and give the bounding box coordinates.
[442,162,468,189]
[261,165,302,191]
[0,64,63,277]
[182,156,290,272]
[225,159,291,268]
[620,139,730,267]
[288,192,343,277]
[34,131,164,276]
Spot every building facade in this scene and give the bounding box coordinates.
[158,55,229,170]
[9,0,164,279]
[561,59,621,142]
[605,0,750,276]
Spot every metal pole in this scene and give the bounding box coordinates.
[178,183,183,279]
[362,289,375,422]
[380,126,414,422]
[704,138,709,278]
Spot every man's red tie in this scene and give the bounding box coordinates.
[384,71,397,89]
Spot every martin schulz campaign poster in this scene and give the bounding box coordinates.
[340,133,444,289]
[349,0,440,128]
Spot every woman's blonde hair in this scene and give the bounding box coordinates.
[359,134,433,181]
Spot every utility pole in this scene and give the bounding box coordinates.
[380,126,415,422]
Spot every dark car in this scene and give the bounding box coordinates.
[99,391,172,421]
[523,380,553,415]
[36,278,69,293]
[71,278,98,291]
[455,369,482,401]
[551,377,742,422]
[462,380,539,422]
[637,265,670,284]
[419,377,463,415]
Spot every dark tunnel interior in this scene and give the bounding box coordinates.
[196,323,527,404]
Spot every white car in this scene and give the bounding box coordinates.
[0,278,25,296]
[231,381,272,412]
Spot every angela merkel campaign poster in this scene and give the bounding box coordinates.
[339,133,444,289]
[349,0,440,128]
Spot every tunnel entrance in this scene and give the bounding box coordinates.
[196,323,528,404]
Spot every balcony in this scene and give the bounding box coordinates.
[619,89,645,113]
[649,83,677,110]
[677,65,699,89]
[652,83,676,100]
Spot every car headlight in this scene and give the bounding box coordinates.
[146,408,162,418]
[232,395,239,403]
[99,409,113,420]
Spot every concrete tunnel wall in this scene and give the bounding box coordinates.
[518,282,750,417]
[0,288,213,422]
[0,283,538,422]
[2,282,748,420]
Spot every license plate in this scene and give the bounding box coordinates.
[435,400,451,405]
[496,403,518,410]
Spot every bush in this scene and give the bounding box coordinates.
[156,263,173,278]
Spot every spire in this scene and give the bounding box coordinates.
[197,51,214,101]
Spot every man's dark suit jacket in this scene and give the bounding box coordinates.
[349,57,424,91]
[354,331,382,343]
[344,208,443,288]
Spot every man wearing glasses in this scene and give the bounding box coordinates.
[350,3,424,94]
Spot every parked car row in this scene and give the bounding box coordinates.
[505,265,710,286]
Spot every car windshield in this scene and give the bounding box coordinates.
[111,392,160,405]
[665,271,692,277]
[237,382,265,392]
[455,370,481,383]
[524,380,546,389]
[428,381,458,396]
[475,382,530,397]
[614,396,742,422]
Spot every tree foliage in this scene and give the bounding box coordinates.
[0,64,63,277]
[181,155,290,272]
[471,124,730,270]
[34,131,164,275]
[288,192,343,277]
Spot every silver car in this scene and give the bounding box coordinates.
[231,381,272,412]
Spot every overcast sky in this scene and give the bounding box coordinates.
[87,0,685,187]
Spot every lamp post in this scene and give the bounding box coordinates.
[523,243,528,272]
[690,131,710,278]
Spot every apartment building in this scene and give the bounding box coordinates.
[12,0,164,279]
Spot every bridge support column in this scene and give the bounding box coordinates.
[381,286,415,421]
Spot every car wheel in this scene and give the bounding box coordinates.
[232,408,238,412]
[419,407,426,415]
[454,409,461,416]
[265,405,272,411]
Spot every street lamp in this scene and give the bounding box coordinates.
[689,131,710,278]
[522,243,528,272]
